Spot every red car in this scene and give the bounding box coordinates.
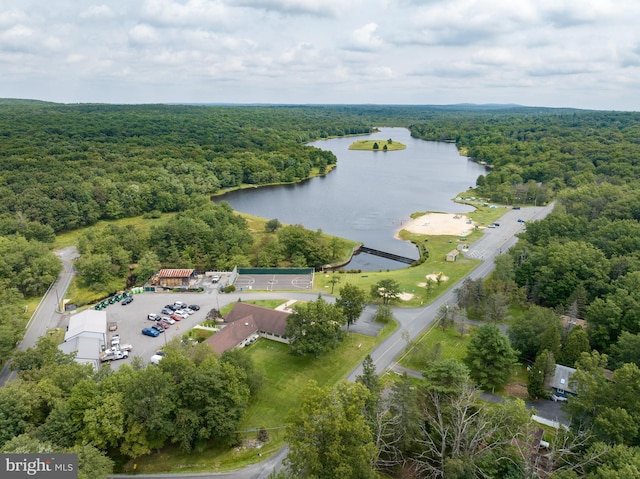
[158,320,171,329]
[170,313,182,322]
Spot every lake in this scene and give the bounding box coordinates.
[217,127,486,270]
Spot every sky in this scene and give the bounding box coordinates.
[1,0,639,110]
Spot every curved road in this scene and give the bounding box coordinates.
[2,204,554,477]
[0,246,78,386]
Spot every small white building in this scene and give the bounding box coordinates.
[58,309,107,370]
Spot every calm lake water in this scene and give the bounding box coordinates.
[218,127,486,270]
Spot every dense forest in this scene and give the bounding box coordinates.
[5,101,640,476]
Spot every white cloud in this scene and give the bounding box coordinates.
[347,23,383,52]
[140,0,230,28]
[1,0,640,109]
[79,5,115,19]
[230,0,351,18]
[128,24,160,45]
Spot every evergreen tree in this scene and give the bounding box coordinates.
[560,327,591,368]
[465,324,518,392]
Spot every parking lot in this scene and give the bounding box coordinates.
[98,290,220,369]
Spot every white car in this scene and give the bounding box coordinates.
[174,310,189,319]
[150,351,166,365]
[183,308,194,315]
[161,316,176,324]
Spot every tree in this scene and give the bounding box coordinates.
[11,336,76,375]
[285,297,346,357]
[327,274,340,294]
[370,278,401,305]
[416,384,531,479]
[336,283,366,330]
[134,251,160,284]
[285,381,376,479]
[465,323,518,392]
[560,326,591,367]
[528,349,555,399]
[374,304,393,323]
[265,218,282,233]
[423,358,471,395]
[507,305,562,361]
[73,443,115,479]
[436,303,454,330]
[455,277,485,320]
[484,291,508,323]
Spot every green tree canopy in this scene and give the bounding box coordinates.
[465,323,519,392]
[370,278,401,305]
[285,380,376,479]
[336,283,367,330]
[285,297,346,357]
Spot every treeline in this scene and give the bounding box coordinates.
[74,202,351,294]
[410,109,640,205]
[0,102,374,232]
[279,357,629,479]
[1,336,260,476]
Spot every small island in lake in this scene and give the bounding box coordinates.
[348,138,406,151]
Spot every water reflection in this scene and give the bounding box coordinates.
[218,127,486,270]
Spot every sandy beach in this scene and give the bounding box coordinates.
[403,213,474,236]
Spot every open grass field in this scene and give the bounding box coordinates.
[315,234,481,308]
[399,324,474,372]
[348,139,406,151]
[127,320,397,474]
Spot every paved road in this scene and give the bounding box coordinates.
[347,203,555,382]
[0,246,78,387]
[109,447,288,479]
[2,203,555,478]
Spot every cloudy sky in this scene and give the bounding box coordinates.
[1,0,639,110]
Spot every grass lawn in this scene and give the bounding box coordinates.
[128,324,396,474]
[315,238,481,308]
[349,139,406,151]
[399,324,473,372]
[53,213,174,250]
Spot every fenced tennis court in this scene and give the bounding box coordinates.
[234,268,314,291]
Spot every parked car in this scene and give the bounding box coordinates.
[158,320,171,329]
[151,323,165,333]
[161,316,175,324]
[512,206,521,210]
[183,308,194,315]
[142,327,160,337]
[170,313,182,322]
[165,304,178,311]
[174,311,189,319]
[517,218,526,223]
[188,304,200,311]
[173,301,187,309]
[110,334,120,347]
[121,296,133,305]
[150,351,166,365]
[211,275,221,283]
[551,393,568,402]
[161,307,173,315]
[100,349,129,362]
[147,313,161,321]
